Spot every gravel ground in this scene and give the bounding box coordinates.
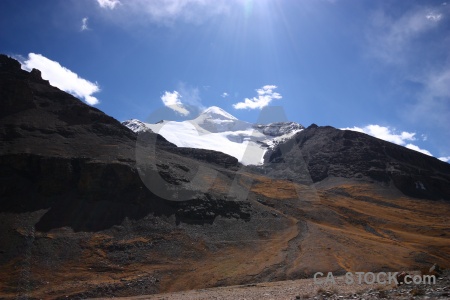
[91,270,449,300]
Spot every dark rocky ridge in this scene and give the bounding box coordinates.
[0,56,289,298]
[264,125,450,200]
[0,54,245,231]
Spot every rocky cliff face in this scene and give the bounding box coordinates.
[1,56,278,298]
[0,54,245,231]
[0,56,136,161]
[264,125,450,200]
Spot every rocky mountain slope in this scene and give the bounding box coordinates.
[0,54,285,296]
[0,54,246,227]
[1,55,449,299]
[262,124,450,200]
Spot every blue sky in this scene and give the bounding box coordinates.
[1,0,449,161]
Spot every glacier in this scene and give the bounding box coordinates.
[123,106,304,165]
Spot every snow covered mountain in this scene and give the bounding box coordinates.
[123,106,304,165]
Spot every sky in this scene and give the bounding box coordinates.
[1,0,449,162]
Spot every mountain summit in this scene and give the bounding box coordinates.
[199,106,238,120]
[193,106,251,133]
[123,106,304,165]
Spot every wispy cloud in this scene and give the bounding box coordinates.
[81,17,89,31]
[367,6,444,65]
[343,125,433,156]
[426,12,443,21]
[233,85,282,110]
[21,53,100,105]
[97,0,121,10]
[177,82,204,110]
[221,92,229,98]
[161,90,190,116]
[96,0,232,25]
[366,4,450,137]
[405,68,450,129]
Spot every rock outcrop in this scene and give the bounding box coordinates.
[0,54,246,231]
[264,125,450,200]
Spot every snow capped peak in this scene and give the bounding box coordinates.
[193,106,248,133]
[254,122,305,137]
[122,106,304,165]
[199,106,237,120]
[122,119,152,133]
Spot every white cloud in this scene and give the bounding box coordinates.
[97,0,121,10]
[426,12,443,21]
[21,53,100,105]
[97,0,232,25]
[343,125,416,145]
[405,144,432,156]
[161,90,190,116]
[233,85,282,110]
[343,125,435,156]
[158,83,205,117]
[81,17,89,31]
[439,156,450,162]
[221,92,229,98]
